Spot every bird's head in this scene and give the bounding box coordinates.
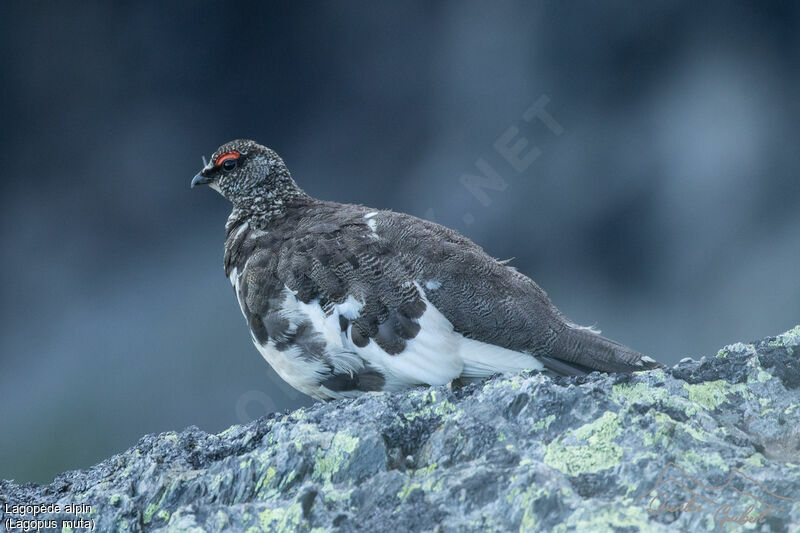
[191,139,302,210]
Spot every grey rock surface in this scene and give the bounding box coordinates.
[2,327,800,532]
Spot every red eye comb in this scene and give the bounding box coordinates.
[215,151,241,166]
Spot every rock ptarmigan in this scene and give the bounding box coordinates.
[192,139,661,400]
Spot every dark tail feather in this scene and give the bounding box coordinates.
[542,326,662,375]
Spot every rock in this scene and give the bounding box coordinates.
[2,327,800,532]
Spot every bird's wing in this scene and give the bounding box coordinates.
[375,211,567,356]
[370,210,662,374]
[226,205,466,395]
[228,202,658,399]
[269,205,557,380]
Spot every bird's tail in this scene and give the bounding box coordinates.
[540,325,663,376]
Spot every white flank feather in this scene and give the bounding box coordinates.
[241,284,544,399]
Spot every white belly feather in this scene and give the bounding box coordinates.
[231,268,542,398]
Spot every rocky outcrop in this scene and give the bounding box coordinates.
[2,327,800,532]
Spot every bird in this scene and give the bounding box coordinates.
[191,139,662,400]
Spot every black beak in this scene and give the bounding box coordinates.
[191,172,213,188]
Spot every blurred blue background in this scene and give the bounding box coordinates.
[1,1,798,484]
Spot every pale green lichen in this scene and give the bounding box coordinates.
[421,473,443,494]
[143,503,159,524]
[642,412,677,448]
[210,472,224,493]
[280,468,298,491]
[532,414,556,431]
[323,487,353,504]
[756,369,773,383]
[768,325,800,353]
[313,432,359,483]
[120,449,142,478]
[683,421,709,443]
[397,463,444,506]
[255,466,278,496]
[684,380,731,411]
[643,401,709,444]
[664,394,700,417]
[218,425,237,437]
[612,382,669,405]
[544,411,623,476]
[142,481,172,524]
[258,503,302,532]
[677,449,727,475]
[518,487,547,531]
[108,494,121,506]
[514,487,573,532]
[729,382,755,401]
[292,423,324,452]
[404,390,457,422]
[552,504,657,533]
[512,485,573,533]
[725,342,757,355]
[397,482,422,504]
[742,453,766,468]
[210,510,229,530]
[415,463,438,476]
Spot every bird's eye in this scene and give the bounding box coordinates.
[216,151,241,172]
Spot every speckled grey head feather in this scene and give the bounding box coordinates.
[192,139,662,400]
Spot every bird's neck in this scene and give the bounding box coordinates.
[228,178,313,231]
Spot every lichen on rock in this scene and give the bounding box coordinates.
[2,328,800,531]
